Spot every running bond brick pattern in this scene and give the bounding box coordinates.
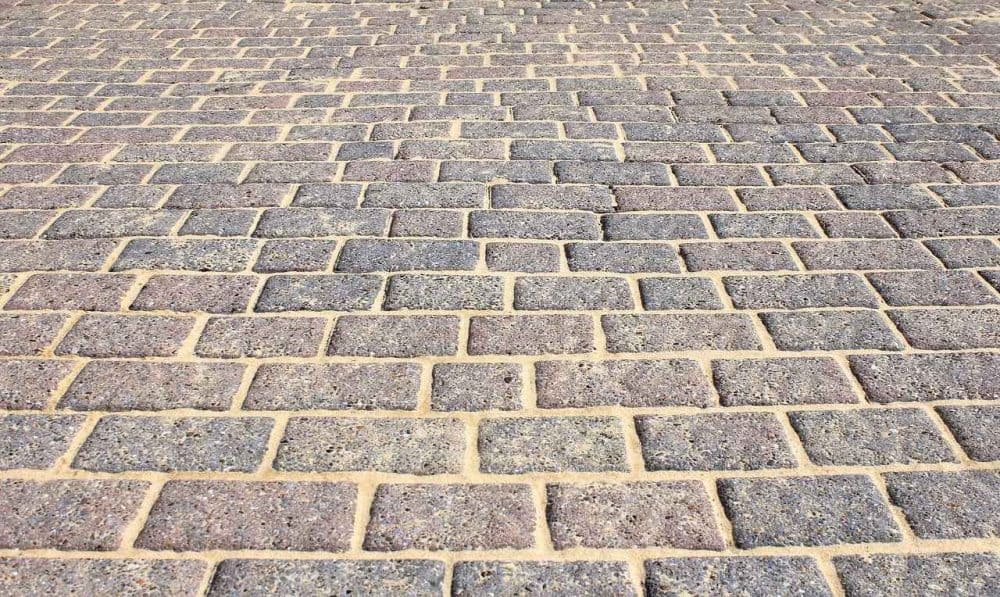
[0,0,997,593]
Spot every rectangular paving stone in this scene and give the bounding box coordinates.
[253,208,389,238]
[645,557,832,597]
[364,484,535,551]
[885,471,1000,539]
[718,475,902,548]
[937,406,1000,462]
[254,239,337,272]
[255,274,381,312]
[431,362,522,411]
[390,210,463,238]
[885,207,1000,238]
[112,239,258,272]
[328,315,459,357]
[275,417,465,474]
[7,273,134,311]
[364,182,485,208]
[0,414,84,470]
[924,238,1000,268]
[639,277,724,310]
[468,315,595,355]
[0,314,66,356]
[491,184,615,212]
[535,359,713,408]
[762,310,904,351]
[470,210,600,240]
[790,408,955,466]
[680,241,798,271]
[637,413,796,471]
[336,239,479,272]
[849,353,1000,403]
[888,308,1000,349]
[867,270,998,306]
[723,273,879,309]
[603,314,762,352]
[566,242,681,273]
[834,553,1000,597]
[602,213,708,241]
[546,482,724,550]
[0,240,116,272]
[56,314,193,358]
[137,481,356,551]
[42,209,182,239]
[196,316,326,358]
[0,558,207,596]
[246,363,421,411]
[61,361,244,411]
[72,416,273,473]
[453,561,635,596]
[793,239,941,270]
[485,242,561,272]
[384,274,503,310]
[0,479,147,550]
[165,183,290,208]
[209,560,444,596]
[131,274,257,313]
[514,276,633,310]
[479,416,628,473]
[0,360,76,410]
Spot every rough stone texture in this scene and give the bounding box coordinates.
[718,475,902,547]
[546,482,725,550]
[834,553,1000,597]
[72,416,273,473]
[849,353,1000,403]
[6,273,133,311]
[453,561,636,596]
[209,559,445,596]
[712,357,859,406]
[645,557,832,597]
[479,416,628,473]
[431,362,522,411]
[636,413,796,471]
[0,479,147,550]
[384,274,503,310]
[255,274,381,312]
[762,311,904,351]
[328,315,459,357]
[0,314,67,356]
[56,314,194,358]
[275,417,465,474]
[0,360,76,410]
[723,274,880,309]
[885,471,1000,539]
[789,409,956,466]
[196,316,326,358]
[468,315,594,355]
[131,274,257,313]
[536,359,714,408]
[603,314,762,352]
[364,484,535,551]
[0,414,84,470]
[61,361,244,411]
[936,406,1000,462]
[0,559,208,596]
[136,481,356,551]
[889,308,1000,349]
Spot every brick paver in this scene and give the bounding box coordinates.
[0,0,997,593]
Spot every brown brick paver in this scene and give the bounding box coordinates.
[0,0,998,593]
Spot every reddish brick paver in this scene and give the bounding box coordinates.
[0,0,998,594]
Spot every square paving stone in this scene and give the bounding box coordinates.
[718,475,902,547]
[603,314,762,352]
[209,559,445,595]
[364,484,535,551]
[72,416,273,473]
[0,414,85,470]
[431,362,522,411]
[0,314,66,356]
[637,413,796,471]
[275,417,465,474]
[645,557,832,597]
[762,310,903,351]
[936,406,1000,462]
[5,273,134,311]
[56,314,194,358]
[0,479,147,550]
[196,316,326,358]
[546,482,725,550]
[885,471,1000,539]
[0,558,207,595]
[60,361,244,411]
[479,416,628,473]
[328,315,459,357]
[536,358,714,408]
[834,553,1000,597]
[849,353,1000,403]
[136,481,357,551]
[789,408,955,466]
[131,274,258,313]
[453,561,635,596]
[468,315,595,355]
[384,274,503,310]
[0,359,76,410]
[245,363,421,410]
[255,274,382,312]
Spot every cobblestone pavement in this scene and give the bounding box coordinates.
[0,0,999,594]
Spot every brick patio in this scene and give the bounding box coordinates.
[0,0,998,593]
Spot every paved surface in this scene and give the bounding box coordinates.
[0,0,999,594]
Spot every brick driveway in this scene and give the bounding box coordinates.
[1,0,999,593]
